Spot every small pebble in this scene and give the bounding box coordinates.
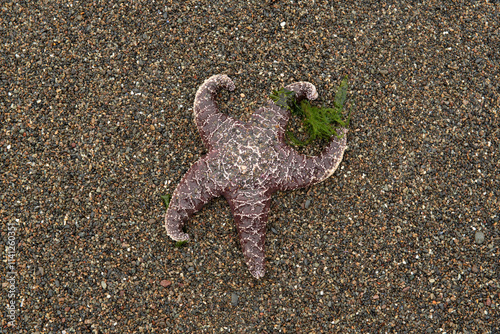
[231,293,239,306]
[160,280,172,287]
[304,199,311,209]
[475,231,485,244]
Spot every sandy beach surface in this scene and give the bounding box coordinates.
[1,0,499,332]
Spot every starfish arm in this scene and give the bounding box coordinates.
[254,81,319,136]
[224,189,272,279]
[165,153,227,241]
[277,128,348,191]
[193,74,237,149]
[285,81,318,102]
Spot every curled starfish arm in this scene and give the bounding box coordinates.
[193,74,236,149]
[285,81,318,103]
[225,189,272,279]
[253,82,319,135]
[277,128,348,191]
[165,154,227,241]
[263,81,319,135]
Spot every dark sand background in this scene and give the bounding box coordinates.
[1,0,499,333]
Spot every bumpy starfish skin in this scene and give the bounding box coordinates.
[165,75,347,278]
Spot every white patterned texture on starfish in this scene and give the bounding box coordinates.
[165,74,347,279]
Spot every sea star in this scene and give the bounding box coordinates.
[165,75,347,278]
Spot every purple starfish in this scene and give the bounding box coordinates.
[165,75,347,278]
